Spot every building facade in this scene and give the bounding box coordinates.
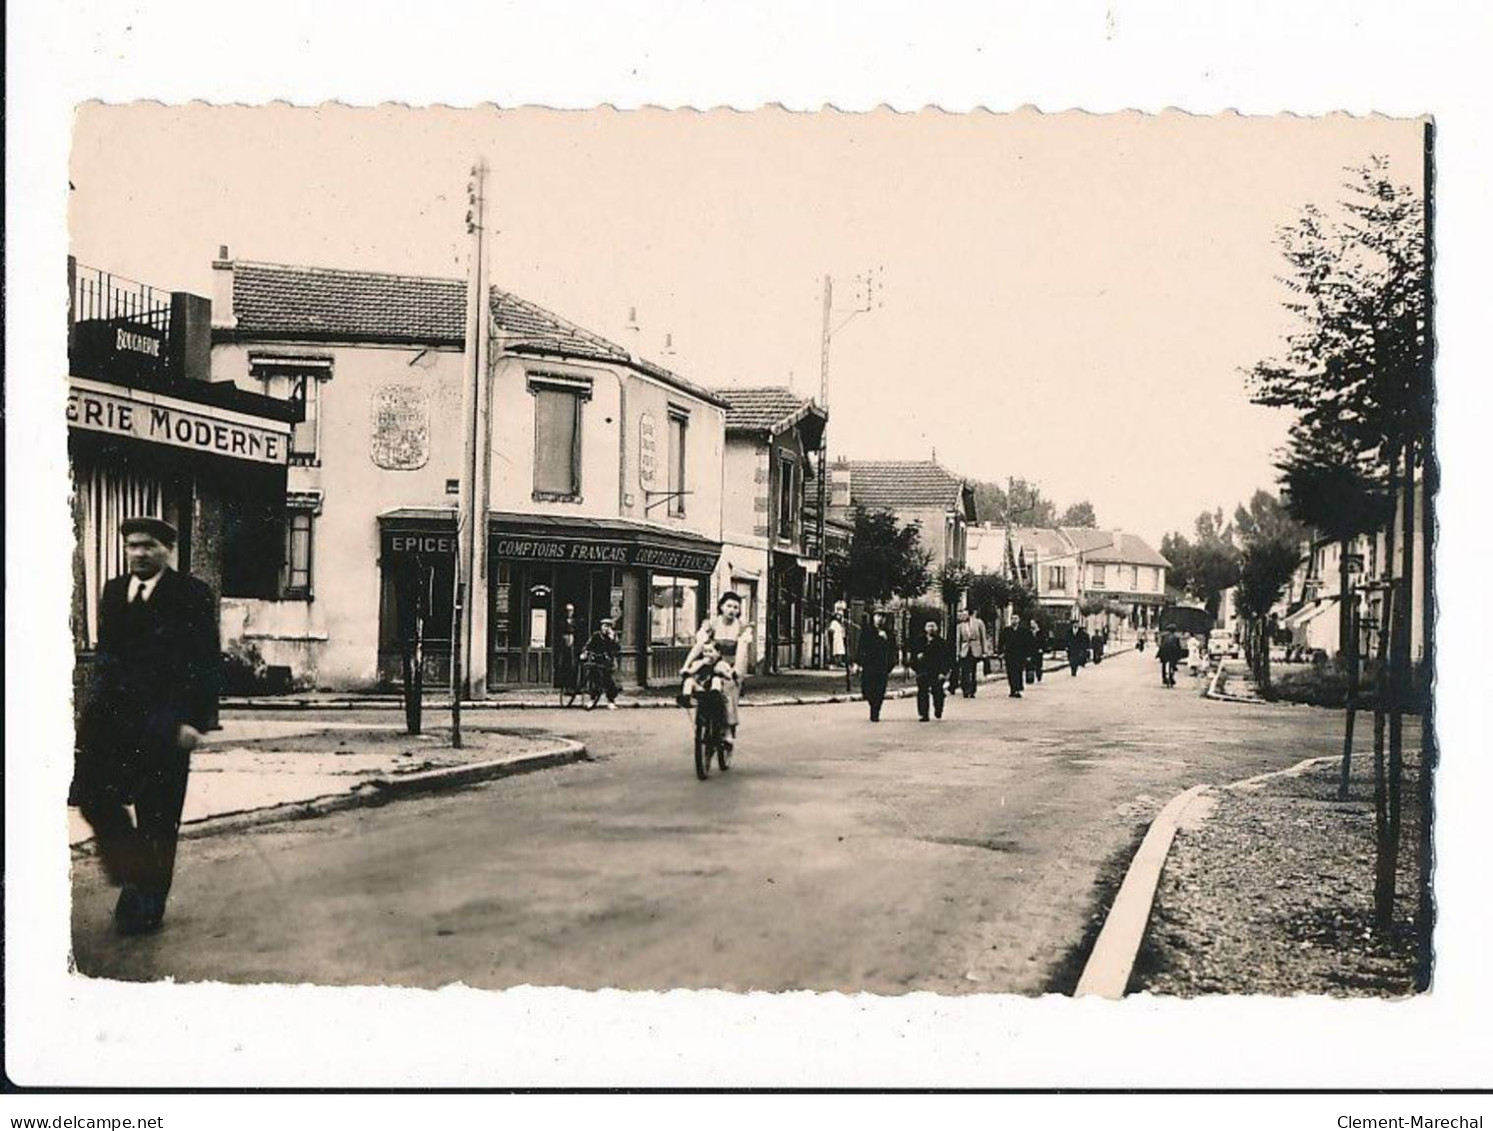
[717,388,827,674]
[210,256,727,692]
[827,459,976,610]
[68,258,298,665]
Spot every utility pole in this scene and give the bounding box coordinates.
[812,268,881,668]
[451,157,492,747]
[812,275,833,668]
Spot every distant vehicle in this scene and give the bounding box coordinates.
[1208,629,1240,660]
[1268,643,1289,664]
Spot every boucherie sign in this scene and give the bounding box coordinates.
[67,377,291,466]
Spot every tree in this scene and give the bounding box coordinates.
[839,507,933,605]
[966,570,1016,625]
[937,561,973,634]
[1057,501,1099,528]
[967,478,1057,527]
[1247,157,1430,933]
[1233,530,1302,689]
[1162,509,1242,618]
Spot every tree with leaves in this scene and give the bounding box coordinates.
[1161,509,1242,618]
[835,507,934,606]
[1057,501,1099,528]
[1247,156,1430,933]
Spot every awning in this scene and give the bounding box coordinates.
[1282,600,1335,630]
[378,508,722,575]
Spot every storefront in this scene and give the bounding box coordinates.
[67,268,297,656]
[376,510,720,689]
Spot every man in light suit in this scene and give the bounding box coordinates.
[954,608,989,698]
[73,517,220,935]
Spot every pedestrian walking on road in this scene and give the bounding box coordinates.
[1157,623,1183,687]
[955,608,989,698]
[1067,625,1087,676]
[997,619,1023,698]
[1090,626,1105,666]
[854,609,897,722]
[1026,618,1048,683]
[72,517,220,936]
[911,620,952,721]
[827,610,849,691]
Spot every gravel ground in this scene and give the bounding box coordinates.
[1134,730,1428,997]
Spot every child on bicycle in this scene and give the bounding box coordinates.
[678,640,731,703]
[678,592,751,750]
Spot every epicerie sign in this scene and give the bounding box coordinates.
[67,379,290,466]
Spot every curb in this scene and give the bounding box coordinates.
[1074,784,1215,999]
[220,649,1127,713]
[70,739,588,851]
[1072,754,1342,999]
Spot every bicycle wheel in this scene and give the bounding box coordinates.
[694,714,712,780]
[715,720,731,771]
[582,667,604,710]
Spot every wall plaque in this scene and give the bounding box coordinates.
[638,412,658,489]
[371,384,430,470]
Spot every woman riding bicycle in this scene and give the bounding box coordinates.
[679,591,752,751]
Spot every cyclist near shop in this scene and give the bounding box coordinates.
[578,618,623,709]
[679,591,753,752]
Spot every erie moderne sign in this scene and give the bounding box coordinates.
[67,377,291,466]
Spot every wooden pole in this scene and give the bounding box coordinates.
[1417,116,1437,989]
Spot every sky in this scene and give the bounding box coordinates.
[69,106,1425,546]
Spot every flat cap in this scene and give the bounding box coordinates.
[120,516,178,546]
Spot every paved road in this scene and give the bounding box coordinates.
[71,651,1356,993]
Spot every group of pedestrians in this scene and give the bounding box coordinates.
[847,606,1117,722]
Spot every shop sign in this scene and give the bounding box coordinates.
[638,412,658,488]
[67,377,290,466]
[492,535,718,576]
[382,530,457,556]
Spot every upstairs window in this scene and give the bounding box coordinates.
[776,453,797,541]
[252,356,330,465]
[1046,565,1067,591]
[668,407,688,517]
[1092,563,1106,587]
[529,373,591,501]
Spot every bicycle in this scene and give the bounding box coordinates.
[683,680,731,780]
[562,655,608,710]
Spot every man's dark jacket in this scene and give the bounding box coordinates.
[1000,623,1026,665]
[75,568,220,802]
[910,632,952,679]
[856,625,897,691]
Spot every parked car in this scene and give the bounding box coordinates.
[1208,629,1240,660]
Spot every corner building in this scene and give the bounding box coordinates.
[211,256,726,692]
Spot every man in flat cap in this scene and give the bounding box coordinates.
[73,516,220,935]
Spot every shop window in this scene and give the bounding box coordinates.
[776,453,797,541]
[650,574,700,646]
[668,408,688,517]
[529,373,590,501]
[282,508,315,599]
[223,493,320,601]
[252,356,329,465]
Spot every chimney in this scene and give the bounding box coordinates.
[1112,528,1126,555]
[211,245,237,330]
[831,462,852,507]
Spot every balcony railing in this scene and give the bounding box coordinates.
[68,258,177,382]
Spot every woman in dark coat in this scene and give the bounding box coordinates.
[855,610,897,722]
[1068,625,1088,676]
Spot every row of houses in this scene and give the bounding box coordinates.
[1252,489,1429,664]
[67,251,1171,693]
[965,523,1172,630]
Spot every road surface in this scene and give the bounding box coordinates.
[71,650,1353,993]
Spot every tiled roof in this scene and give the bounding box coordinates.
[718,386,823,434]
[1060,527,1171,567]
[844,460,968,510]
[225,261,723,406]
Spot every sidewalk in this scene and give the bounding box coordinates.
[1131,733,1427,996]
[67,723,586,848]
[222,646,1125,711]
